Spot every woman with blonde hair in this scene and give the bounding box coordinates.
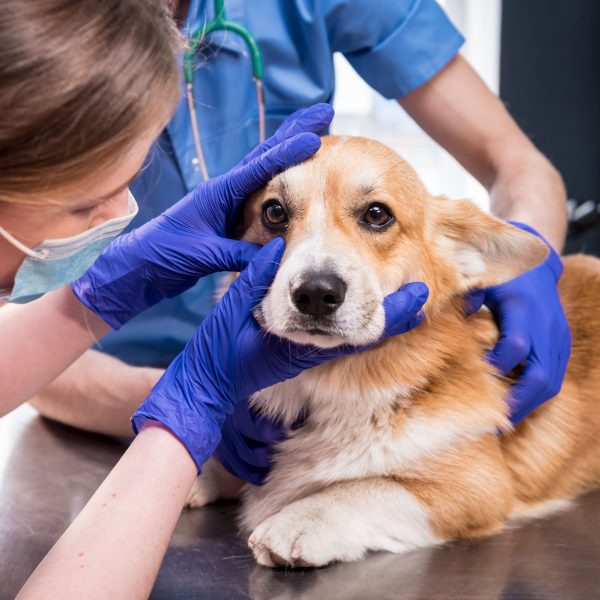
[0,1,427,595]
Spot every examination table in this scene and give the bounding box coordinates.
[1,405,599,599]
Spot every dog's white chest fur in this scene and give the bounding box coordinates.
[240,369,494,532]
[187,360,498,567]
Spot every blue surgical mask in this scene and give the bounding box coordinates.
[0,192,138,304]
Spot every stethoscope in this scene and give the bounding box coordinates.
[183,0,266,181]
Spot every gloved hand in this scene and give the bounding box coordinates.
[466,222,571,426]
[214,402,285,485]
[132,238,429,471]
[72,104,335,330]
[238,103,333,167]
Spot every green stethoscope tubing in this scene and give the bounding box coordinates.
[183,0,266,180]
[183,0,264,84]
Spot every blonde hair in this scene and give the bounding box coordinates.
[0,0,183,204]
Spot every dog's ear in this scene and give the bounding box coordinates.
[430,197,549,290]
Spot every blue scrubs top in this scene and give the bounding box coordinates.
[98,0,464,368]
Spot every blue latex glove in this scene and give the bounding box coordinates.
[214,402,285,485]
[72,104,335,330]
[237,103,333,167]
[132,238,429,472]
[466,222,571,426]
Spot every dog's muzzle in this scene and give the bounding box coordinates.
[290,271,347,321]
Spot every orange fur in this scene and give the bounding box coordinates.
[243,138,600,539]
[228,136,600,563]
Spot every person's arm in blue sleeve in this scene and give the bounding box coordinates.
[325,0,465,99]
[19,240,428,599]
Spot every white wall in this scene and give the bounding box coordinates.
[331,0,502,209]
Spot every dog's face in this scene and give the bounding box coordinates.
[239,136,548,348]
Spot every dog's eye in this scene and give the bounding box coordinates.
[261,200,289,230]
[361,203,394,230]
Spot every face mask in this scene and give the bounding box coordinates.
[0,192,138,304]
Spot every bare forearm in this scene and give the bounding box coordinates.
[488,149,567,250]
[399,55,567,250]
[18,422,197,600]
[30,350,163,438]
[0,286,111,415]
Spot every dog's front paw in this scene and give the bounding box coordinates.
[248,498,365,568]
[186,474,221,508]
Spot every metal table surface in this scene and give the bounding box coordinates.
[1,405,599,600]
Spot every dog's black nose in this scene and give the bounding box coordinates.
[292,274,347,319]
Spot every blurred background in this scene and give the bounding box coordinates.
[332,0,600,244]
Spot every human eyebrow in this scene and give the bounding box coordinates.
[76,172,139,211]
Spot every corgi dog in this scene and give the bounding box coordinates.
[187,136,600,568]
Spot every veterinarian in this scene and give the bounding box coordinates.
[29,0,572,485]
[0,1,429,596]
